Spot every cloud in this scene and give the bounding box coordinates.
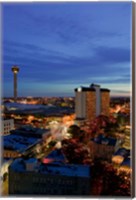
[2,2,131,96]
[3,40,131,86]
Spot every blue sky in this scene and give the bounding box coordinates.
[2,2,132,97]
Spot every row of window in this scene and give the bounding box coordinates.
[4,122,11,125]
[3,131,10,135]
[12,174,75,186]
[12,185,76,195]
[4,151,19,158]
[3,123,13,134]
[4,127,10,131]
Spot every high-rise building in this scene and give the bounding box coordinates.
[11,66,19,102]
[75,84,110,121]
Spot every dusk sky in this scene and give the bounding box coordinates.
[2,2,132,97]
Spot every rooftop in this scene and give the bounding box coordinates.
[10,149,90,178]
[3,134,40,153]
[10,125,49,138]
[91,135,117,146]
[4,102,74,115]
[75,83,110,92]
[120,157,130,167]
[45,149,66,162]
[114,148,130,158]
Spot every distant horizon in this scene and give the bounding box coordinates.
[3,94,131,99]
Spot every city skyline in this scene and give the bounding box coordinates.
[2,2,132,97]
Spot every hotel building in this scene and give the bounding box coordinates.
[75,84,110,121]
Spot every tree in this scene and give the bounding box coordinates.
[61,138,91,164]
[90,160,131,196]
[100,163,131,196]
[67,125,81,138]
[89,115,119,138]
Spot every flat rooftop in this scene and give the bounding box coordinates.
[3,134,40,153]
[10,158,90,178]
[10,126,49,138]
[10,149,90,178]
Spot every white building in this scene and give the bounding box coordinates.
[2,119,14,135]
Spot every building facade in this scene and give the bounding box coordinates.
[2,119,14,135]
[75,84,110,121]
[9,157,91,195]
[88,136,118,161]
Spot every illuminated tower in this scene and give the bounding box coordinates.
[11,66,19,102]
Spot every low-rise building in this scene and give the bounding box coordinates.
[9,150,91,196]
[89,135,118,161]
[3,134,40,158]
[2,119,14,135]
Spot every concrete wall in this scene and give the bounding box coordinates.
[3,150,21,158]
[75,87,110,122]
[75,92,86,119]
[101,91,110,116]
[9,169,91,195]
[89,141,114,161]
[86,91,96,121]
[2,119,14,135]
[92,85,101,116]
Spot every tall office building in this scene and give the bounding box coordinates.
[11,66,19,102]
[75,84,110,121]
